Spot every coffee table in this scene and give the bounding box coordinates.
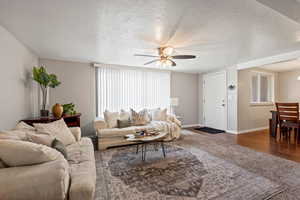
[126,132,168,161]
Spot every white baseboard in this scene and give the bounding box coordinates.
[182,124,202,128]
[226,130,238,134]
[237,126,269,134]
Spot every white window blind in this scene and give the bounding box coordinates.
[96,66,170,117]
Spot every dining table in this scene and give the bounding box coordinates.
[269,110,300,138]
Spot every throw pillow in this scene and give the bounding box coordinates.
[26,133,54,147]
[104,110,119,128]
[14,122,35,131]
[51,139,68,159]
[0,140,62,167]
[130,109,149,126]
[153,108,168,121]
[34,118,76,146]
[0,130,27,140]
[119,109,130,121]
[117,119,131,128]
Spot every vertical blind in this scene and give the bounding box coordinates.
[96,66,170,117]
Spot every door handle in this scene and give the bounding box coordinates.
[221,104,225,107]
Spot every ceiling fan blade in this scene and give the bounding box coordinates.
[170,60,176,67]
[171,55,196,59]
[134,54,158,58]
[144,59,160,65]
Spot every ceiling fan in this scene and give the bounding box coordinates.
[134,46,196,67]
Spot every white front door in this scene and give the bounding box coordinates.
[203,71,226,130]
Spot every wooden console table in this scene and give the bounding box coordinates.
[21,113,81,127]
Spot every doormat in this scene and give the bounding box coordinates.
[194,127,225,134]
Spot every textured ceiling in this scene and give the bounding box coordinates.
[0,0,300,73]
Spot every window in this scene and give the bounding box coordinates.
[251,71,274,104]
[96,66,170,117]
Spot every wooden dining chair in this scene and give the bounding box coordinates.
[276,103,300,141]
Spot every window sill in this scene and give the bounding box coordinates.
[250,102,274,106]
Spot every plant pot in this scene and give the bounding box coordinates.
[52,103,63,118]
[40,110,49,117]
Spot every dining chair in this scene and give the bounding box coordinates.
[275,103,300,142]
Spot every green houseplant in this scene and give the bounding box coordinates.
[33,65,61,116]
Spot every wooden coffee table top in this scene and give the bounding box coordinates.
[126,132,168,142]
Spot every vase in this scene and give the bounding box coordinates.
[52,103,63,118]
[40,109,49,117]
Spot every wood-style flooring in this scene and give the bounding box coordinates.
[188,128,300,163]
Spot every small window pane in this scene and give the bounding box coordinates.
[251,75,258,102]
[260,75,268,102]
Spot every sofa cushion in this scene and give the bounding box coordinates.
[0,158,69,200]
[26,132,54,146]
[130,108,150,125]
[0,140,63,167]
[104,110,119,128]
[98,124,154,138]
[119,110,130,121]
[14,121,35,131]
[0,130,25,140]
[66,138,96,200]
[34,118,76,146]
[98,127,137,137]
[117,119,131,128]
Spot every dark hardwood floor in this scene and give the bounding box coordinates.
[188,128,300,163]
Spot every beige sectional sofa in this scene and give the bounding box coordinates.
[95,114,181,150]
[0,127,96,200]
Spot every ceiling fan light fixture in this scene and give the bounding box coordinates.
[162,46,174,56]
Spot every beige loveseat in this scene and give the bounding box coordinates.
[94,114,181,150]
[0,127,96,200]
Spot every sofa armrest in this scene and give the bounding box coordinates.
[167,114,182,127]
[69,127,82,141]
[94,119,108,132]
[0,158,69,200]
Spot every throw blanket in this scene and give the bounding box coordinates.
[150,121,181,141]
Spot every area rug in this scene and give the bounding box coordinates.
[94,130,300,200]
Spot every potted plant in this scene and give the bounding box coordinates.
[33,65,61,117]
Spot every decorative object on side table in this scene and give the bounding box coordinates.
[62,103,77,115]
[33,65,61,117]
[52,103,63,118]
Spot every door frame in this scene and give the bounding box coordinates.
[203,70,228,130]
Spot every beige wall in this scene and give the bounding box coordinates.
[40,59,200,135]
[0,25,39,130]
[39,59,96,136]
[238,68,278,132]
[171,72,199,125]
[278,69,300,102]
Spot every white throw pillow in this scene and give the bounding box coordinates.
[0,140,62,167]
[119,110,130,121]
[104,110,119,128]
[14,122,35,131]
[26,133,55,147]
[153,108,167,121]
[34,119,76,146]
